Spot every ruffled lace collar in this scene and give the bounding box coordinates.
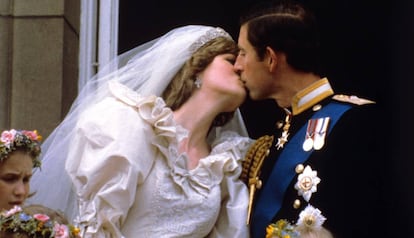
[109,81,248,196]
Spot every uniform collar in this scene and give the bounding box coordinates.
[291,78,334,115]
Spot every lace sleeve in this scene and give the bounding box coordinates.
[66,97,155,237]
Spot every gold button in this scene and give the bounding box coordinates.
[312,104,322,111]
[256,180,262,189]
[293,199,301,209]
[295,164,304,173]
[276,120,283,129]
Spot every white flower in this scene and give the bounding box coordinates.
[3,205,22,217]
[296,204,326,230]
[294,165,320,202]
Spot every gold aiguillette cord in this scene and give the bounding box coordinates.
[240,135,274,225]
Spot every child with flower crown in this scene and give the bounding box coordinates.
[0,129,42,211]
[0,129,80,237]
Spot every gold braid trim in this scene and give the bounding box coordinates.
[240,135,274,184]
[240,135,274,225]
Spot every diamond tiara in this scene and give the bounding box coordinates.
[189,27,233,53]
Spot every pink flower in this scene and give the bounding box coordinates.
[22,130,39,141]
[33,213,50,222]
[2,205,22,217]
[1,130,16,144]
[53,223,70,238]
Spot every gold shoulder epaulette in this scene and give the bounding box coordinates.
[332,94,375,105]
[240,135,274,225]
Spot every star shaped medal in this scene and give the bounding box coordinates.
[276,109,292,150]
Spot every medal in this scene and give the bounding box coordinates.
[303,138,314,151]
[276,109,292,150]
[302,119,317,151]
[313,137,324,150]
[313,117,330,150]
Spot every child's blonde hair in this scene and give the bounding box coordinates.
[297,226,334,238]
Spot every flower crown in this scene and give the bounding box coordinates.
[0,129,42,168]
[0,206,81,238]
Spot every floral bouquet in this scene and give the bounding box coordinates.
[0,206,81,238]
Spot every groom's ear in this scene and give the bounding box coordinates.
[265,46,278,72]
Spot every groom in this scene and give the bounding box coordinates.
[235,2,387,238]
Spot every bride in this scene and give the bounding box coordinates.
[28,25,252,237]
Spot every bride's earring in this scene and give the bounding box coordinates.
[195,77,202,88]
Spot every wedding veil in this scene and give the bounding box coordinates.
[27,25,249,221]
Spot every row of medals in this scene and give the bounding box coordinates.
[275,106,330,151]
